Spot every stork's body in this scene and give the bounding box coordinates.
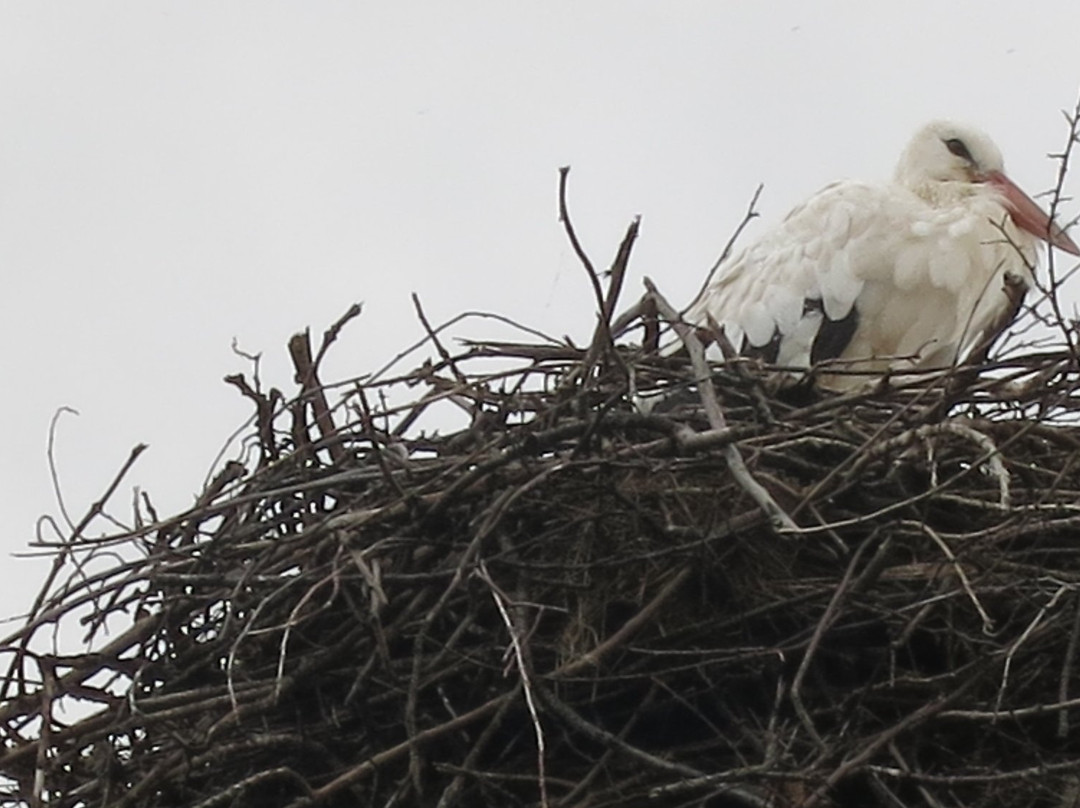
[683,121,1079,390]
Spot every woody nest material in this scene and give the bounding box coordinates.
[6,183,1080,808]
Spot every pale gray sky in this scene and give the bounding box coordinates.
[3,2,1080,628]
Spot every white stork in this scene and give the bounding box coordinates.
[680,120,1080,390]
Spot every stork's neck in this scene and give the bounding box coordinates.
[901,177,988,209]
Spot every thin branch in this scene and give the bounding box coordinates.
[645,277,797,533]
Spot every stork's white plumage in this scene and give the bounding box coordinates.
[682,121,1080,390]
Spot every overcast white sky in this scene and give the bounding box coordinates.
[3,2,1080,632]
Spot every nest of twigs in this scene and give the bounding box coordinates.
[7,196,1080,808]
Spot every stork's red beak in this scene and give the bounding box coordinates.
[984,170,1080,256]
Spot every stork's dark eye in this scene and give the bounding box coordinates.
[944,137,973,162]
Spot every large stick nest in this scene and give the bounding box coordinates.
[6,184,1080,808]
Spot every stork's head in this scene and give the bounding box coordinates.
[896,120,1079,255]
[896,121,1005,187]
